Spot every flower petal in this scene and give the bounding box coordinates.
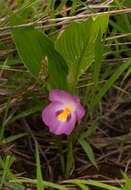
[75,103,85,120]
[49,90,83,112]
[49,89,74,104]
[51,113,76,135]
[42,102,77,135]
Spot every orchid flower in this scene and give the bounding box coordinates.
[42,90,85,135]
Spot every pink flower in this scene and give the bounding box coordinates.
[42,90,85,135]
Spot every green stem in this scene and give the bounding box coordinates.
[56,136,65,174]
[65,134,73,179]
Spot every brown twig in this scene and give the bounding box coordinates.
[106,33,131,41]
[0,8,131,32]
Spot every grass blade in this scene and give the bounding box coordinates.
[0,133,27,145]
[78,139,98,169]
[0,156,11,190]
[9,178,69,190]
[35,141,44,190]
[89,58,131,112]
[63,180,122,190]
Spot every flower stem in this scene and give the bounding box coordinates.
[56,136,65,174]
[65,134,73,179]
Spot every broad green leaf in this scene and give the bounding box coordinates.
[93,31,104,90]
[78,139,98,169]
[86,31,104,107]
[10,15,68,90]
[55,14,109,90]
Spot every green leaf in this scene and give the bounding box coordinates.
[80,119,98,139]
[93,31,104,90]
[122,66,131,83]
[0,155,15,190]
[78,139,98,169]
[89,58,131,112]
[63,180,122,190]
[55,0,68,12]
[10,15,68,90]
[55,14,109,91]
[120,171,131,190]
[35,141,44,190]
[0,156,19,184]
[86,32,104,109]
[9,179,69,190]
[3,182,24,190]
[0,133,27,145]
[68,181,90,190]
[70,0,78,15]
[9,105,45,125]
